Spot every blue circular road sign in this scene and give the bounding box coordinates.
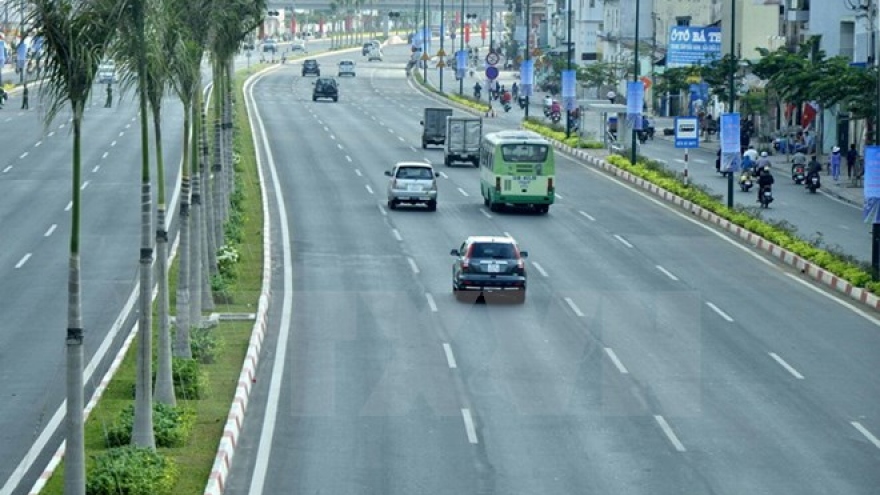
[485,66,499,80]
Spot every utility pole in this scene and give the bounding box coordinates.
[727,0,736,209]
[459,0,465,95]
[423,0,428,81]
[630,0,640,166]
[565,0,572,137]
[440,0,445,92]
[489,0,494,52]
[524,0,530,117]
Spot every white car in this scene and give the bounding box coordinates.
[291,40,306,52]
[97,61,117,84]
[337,60,356,77]
[367,48,383,62]
[384,162,438,211]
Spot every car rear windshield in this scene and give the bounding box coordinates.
[396,167,433,179]
[470,243,516,259]
[500,144,549,162]
[316,80,335,89]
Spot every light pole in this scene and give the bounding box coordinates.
[524,0,530,118]
[423,0,428,81]
[565,0,572,137]
[440,0,445,92]
[489,0,494,52]
[459,1,465,95]
[630,0,640,166]
[726,0,736,209]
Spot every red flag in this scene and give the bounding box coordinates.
[802,101,819,129]
[481,21,486,40]
[465,24,470,43]
[291,17,296,36]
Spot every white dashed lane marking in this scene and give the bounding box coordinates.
[461,409,478,444]
[364,185,374,195]
[15,253,32,269]
[44,224,57,237]
[407,257,420,274]
[614,234,633,248]
[442,343,457,368]
[604,347,629,374]
[852,422,880,450]
[656,265,679,281]
[531,262,548,277]
[769,352,804,379]
[426,293,438,313]
[564,297,584,317]
[655,415,686,452]
[705,302,734,322]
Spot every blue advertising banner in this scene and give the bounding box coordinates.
[456,50,467,69]
[863,146,880,223]
[626,81,644,130]
[16,39,26,71]
[520,60,534,97]
[667,27,722,68]
[720,113,741,154]
[561,70,576,111]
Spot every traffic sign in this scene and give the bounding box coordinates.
[420,52,430,61]
[436,59,446,68]
[486,52,500,66]
[485,66,499,80]
[674,116,699,149]
[437,48,446,57]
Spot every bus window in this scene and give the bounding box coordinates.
[500,144,549,162]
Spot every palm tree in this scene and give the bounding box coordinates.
[147,0,178,406]
[114,0,159,449]
[29,0,125,491]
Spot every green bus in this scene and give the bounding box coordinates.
[479,130,555,214]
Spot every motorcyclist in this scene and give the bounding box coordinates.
[755,151,772,175]
[743,145,759,165]
[791,150,807,177]
[550,100,561,121]
[805,155,822,190]
[757,165,775,203]
[473,81,482,99]
[501,90,512,110]
[543,95,553,115]
[511,82,519,98]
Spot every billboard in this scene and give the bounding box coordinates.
[667,26,722,68]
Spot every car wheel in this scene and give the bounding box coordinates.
[537,205,549,214]
[473,159,479,167]
[421,139,427,149]
[333,96,338,102]
[444,156,451,167]
[427,200,437,211]
[387,199,397,210]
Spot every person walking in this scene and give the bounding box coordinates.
[830,146,842,182]
[21,85,28,110]
[105,83,113,108]
[846,144,858,179]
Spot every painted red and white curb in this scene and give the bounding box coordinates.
[548,138,880,312]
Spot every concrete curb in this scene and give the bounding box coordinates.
[544,138,880,312]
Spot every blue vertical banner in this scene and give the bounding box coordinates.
[561,70,576,111]
[863,146,880,223]
[456,49,467,80]
[16,38,27,72]
[520,60,534,97]
[626,81,644,130]
[720,113,741,172]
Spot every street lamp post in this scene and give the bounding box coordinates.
[459,0,465,95]
[440,0,445,92]
[524,0,530,118]
[727,0,736,209]
[630,0,640,166]
[565,0,572,137]
[489,0,494,52]
[423,0,428,81]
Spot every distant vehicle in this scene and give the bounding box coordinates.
[367,47,383,61]
[362,40,380,55]
[444,117,483,167]
[384,161,438,211]
[479,130,555,214]
[302,59,320,76]
[312,77,338,102]
[262,38,277,53]
[420,108,453,148]
[337,60,356,77]
[97,60,117,84]
[291,39,306,52]
[450,235,528,303]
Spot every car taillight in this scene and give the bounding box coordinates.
[495,176,501,192]
[517,258,525,270]
[461,258,470,271]
[547,177,554,194]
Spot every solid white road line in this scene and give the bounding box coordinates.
[564,297,585,317]
[426,293,438,312]
[44,224,57,237]
[654,415,687,452]
[365,185,374,194]
[579,210,596,221]
[480,209,492,219]
[19,152,27,159]
[408,257,420,274]
[769,352,805,379]
[391,229,403,241]
[354,169,363,176]
[461,408,479,444]
[604,347,629,374]
[656,265,679,281]
[851,421,880,450]
[705,302,734,322]
[614,234,634,248]
[783,273,880,328]
[531,261,548,277]
[15,253,31,269]
[457,187,469,197]
[443,343,457,368]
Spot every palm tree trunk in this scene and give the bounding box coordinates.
[64,107,86,495]
[132,77,155,449]
[199,105,214,312]
[174,103,193,359]
[189,92,204,326]
[153,106,176,405]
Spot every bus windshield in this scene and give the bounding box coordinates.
[500,144,549,162]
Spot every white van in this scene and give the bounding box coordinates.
[97,60,116,84]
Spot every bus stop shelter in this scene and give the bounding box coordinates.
[581,100,629,152]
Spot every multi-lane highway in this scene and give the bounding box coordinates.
[224,42,880,494]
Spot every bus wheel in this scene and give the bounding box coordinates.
[537,205,549,214]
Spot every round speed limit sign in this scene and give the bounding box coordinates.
[485,52,500,66]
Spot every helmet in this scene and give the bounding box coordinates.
[832,146,840,153]
[760,151,768,157]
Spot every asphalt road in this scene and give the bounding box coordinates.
[226,42,880,494]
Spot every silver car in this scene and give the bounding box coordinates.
[384,162,438,211]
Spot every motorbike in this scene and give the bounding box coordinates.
[473,87,481,99]
[637,130,649,144]
[518,96,527,110]
[543,105,552,117]
[791,165,806,184]
[503,100,512,113]
[739,172,754,192]
[550,111,561,124]
[758,186,774,208]
[806,172,821,193]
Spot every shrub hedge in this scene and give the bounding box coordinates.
[105,403,195,449]
[85,446,178,495]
